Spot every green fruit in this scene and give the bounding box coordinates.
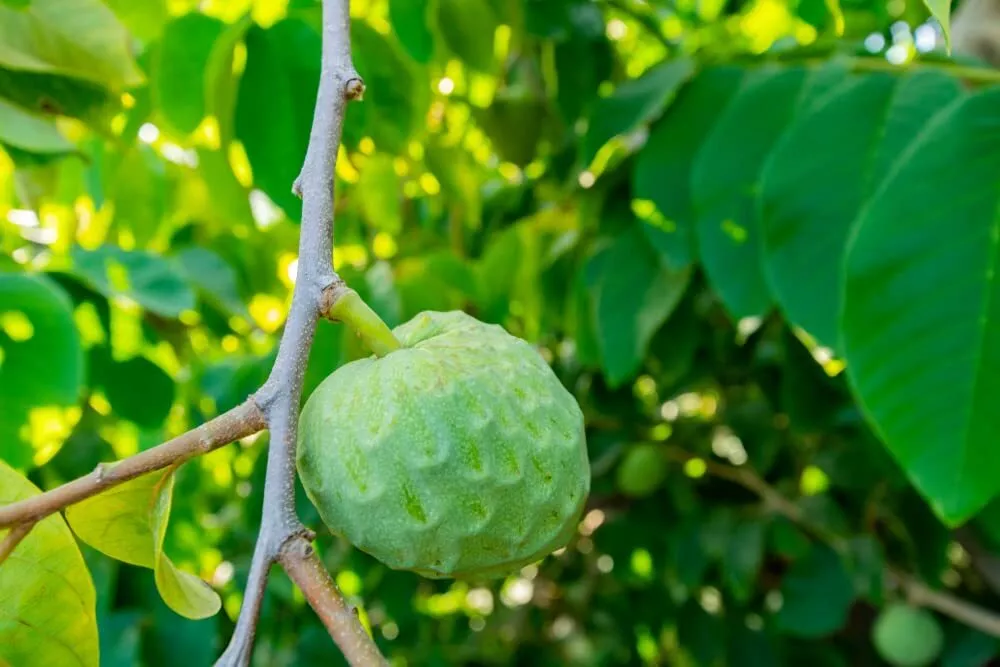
[615,444,667,497]
[872,603,944,667]
[297,310,590,580]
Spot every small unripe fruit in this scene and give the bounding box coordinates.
[297,311,590,580]
[616,443,667,497]
[872,603,943,667]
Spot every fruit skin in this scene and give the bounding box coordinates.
[297,310,591,580]
[616,444,667,497]
[871,603,944,667]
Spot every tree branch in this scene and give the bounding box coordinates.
[0,399,265,529]
[0,522,34,566]
[217,0,385,663]
[666,447,1000,639]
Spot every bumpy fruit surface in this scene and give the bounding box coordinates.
[872,603,943,667]
[297,311,590,579]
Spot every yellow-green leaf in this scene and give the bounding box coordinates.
[0,460,98,667]
[65,469,222,619]
[924,0,951,51]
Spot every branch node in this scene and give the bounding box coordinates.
[93,462,112,483]
[292,176,304,199]
[345,77,365,101]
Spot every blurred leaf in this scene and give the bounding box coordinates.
[235,18,319,220]
[632,65,746,269]
[727,623,780,667]
[584,223,691,387]
[363,260,403,328]
[98,610,144,667]
[475,90,549,167]
[66,469,223,620]
[103,0,168,42]
[692,64,846,320]
[941,626,998,667]
[110,144,168,247]
[356,153,403,234]
[70,245,196,318]
[172,247,248,317]
[842,86,1000,525]
[581,58,695,166]
[723,519,765,602]
[0,460,98,667]
[0,0,143,89]
[553,9,613,124]
[389,0,433,63]
[153,12,225,135]
[434,0,498,73]
[0,97,74,154]
[775,544,855,637]
[0,273,83,468]
[760,70,961,348]
[0,66,119,126]
[98,353,175,428]
[350,19,425,154]
[677,600,726,666]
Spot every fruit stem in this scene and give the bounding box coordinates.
[327,289,402,357]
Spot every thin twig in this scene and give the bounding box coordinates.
[0,522,35,566]
[666,447,1000,638]
[0,399,265,529]
[279,535,386,665]
[895,572,1000,638]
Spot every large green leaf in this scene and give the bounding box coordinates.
[0,67,119,127]
[65,469,222,620]
[0,0,142,90]
[153,12,225,135]
[581,58,695,167]
[632,65,747,268]
[0,461,98,667]
[97,353,175,428]
[691,64,846,320]
[103,0,168,42]
[235,18,319,220]
[389,0,433,63]
[434,0,498,73]
[70,245,196,318]
[0,96,74,154]
[841,88,1000,524]
[760,70,962,348]
[925,0,951,51]
[0,273,83,469]
[585,223,691,388]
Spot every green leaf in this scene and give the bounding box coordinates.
[632,65,747,269]
[235,18,319,220]
[0,96,74,154]
[585,223,692,388]
[102,0,168,42]
[0,0,143,90]
[70,245,196,318]
[0,67,118,126]
[581,58,696,167]
[355,153,403,234]
[66,469,222,620]
[775,544,855,637]
[692,64,846,320]
[760,70,962,348]
[109,144,169,247]
[0,273,83,469]
[841,87,1000,524]
[350,19,425,155]
[722,519,765,602]
[0,460,98,667]
[553,8,613,124]
[434,0,498,73]
[389,0,433,63]
[925,0,951,51]
[172,247,248,317]
[99,354,175,428]
[153,12,225,135]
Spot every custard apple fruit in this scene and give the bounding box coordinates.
[297,310,590,579]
